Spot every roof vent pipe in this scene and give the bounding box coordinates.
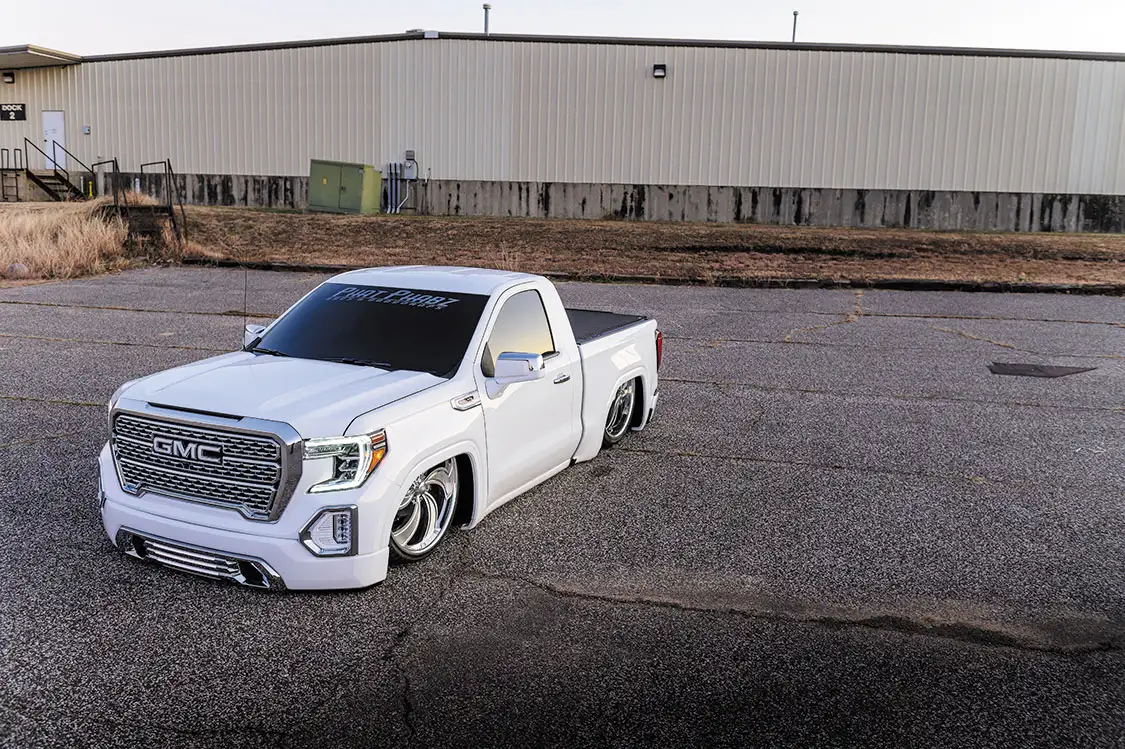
[483,4,492,34]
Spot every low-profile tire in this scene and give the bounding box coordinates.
[602,378,638,448]
[389,459,459,563]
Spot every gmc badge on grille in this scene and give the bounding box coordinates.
[152,436,223,464]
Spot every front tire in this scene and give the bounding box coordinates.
[602,379,637,447]
[389,459,459,563]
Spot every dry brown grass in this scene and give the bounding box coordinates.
[0,201,129,279]
[183,207,1125,287]
[0,192,175,280]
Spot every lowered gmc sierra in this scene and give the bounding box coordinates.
[99,266,661,590]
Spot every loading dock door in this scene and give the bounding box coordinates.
[42,110,66,169]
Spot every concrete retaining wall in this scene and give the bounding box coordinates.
[119,172,307,211]
[116,172,1124,233]
[421,180,1125,233]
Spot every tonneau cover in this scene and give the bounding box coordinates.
[565,308,648,345]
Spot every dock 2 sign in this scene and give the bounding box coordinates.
[1,104,26,121]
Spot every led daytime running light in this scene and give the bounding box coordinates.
[304,431,387,493]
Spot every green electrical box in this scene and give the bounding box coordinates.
[309,159,381,214]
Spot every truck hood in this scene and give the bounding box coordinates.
[123,352,443,437]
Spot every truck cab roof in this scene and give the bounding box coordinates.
[330,266,541,296]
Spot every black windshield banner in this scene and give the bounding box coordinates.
[326,286,461,310]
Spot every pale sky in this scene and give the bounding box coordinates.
[4,0,1124,56]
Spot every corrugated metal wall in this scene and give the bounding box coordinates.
[2,38,1124,194]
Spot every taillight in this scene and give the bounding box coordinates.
[655,329,664,370]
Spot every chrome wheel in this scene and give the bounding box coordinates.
[603,379,636,445]
[390,459,458,560]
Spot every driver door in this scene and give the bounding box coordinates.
[474,288,578,503]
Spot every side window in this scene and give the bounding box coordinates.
[481,290,555,377]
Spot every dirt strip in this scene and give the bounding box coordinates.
[182,207,1125,289]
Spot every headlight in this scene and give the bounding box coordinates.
[300,506,357,556]
[304,430,387,493]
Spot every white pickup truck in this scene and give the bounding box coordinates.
[99,266,662,590]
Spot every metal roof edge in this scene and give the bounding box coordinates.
[0,44,83,68]
[54,32,1125,65]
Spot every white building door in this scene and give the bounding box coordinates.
[42,111,66,170]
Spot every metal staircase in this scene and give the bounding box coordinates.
[21,137,91,201]
[93,157,188,244]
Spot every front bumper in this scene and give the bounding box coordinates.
[99,444,390,591]
[102,495,389,590]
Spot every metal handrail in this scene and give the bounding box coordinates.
[166,160,188,241]
[24,137,68,181]
[138,159,187,242]
[139,160,172,209]
[51,141,93,175]
[53,141,96,198]
[24,137,85,200]
[91,158,125,209]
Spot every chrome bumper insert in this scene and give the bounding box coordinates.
[116,528,285,591]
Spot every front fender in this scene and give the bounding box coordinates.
[358,399,488,550]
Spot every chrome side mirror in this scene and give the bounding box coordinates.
[244,323,266,348]
[493,352,545,385]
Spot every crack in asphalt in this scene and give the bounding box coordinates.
[612,443,1117,492]
[0,299,278,319]
[663,332,1123,360]
[930,326,1123,360]
[782,290,865,342]
[0,394,103,408]
[656,376,1122,413]
[460,570,1124,656]
[2,297,1121,327]
[380,626,418,746]
[0,331,227,353]
[5,322,1116,363]
[0,433,71,449]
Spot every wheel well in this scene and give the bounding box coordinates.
[452,453,476,527]
[629,375,645,429]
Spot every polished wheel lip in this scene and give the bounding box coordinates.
[604,380,636,441]
[391,459,458,557]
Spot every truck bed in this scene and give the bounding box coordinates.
[565,308,649,345]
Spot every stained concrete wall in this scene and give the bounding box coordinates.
[420,180,1125,233]
[116,172,1124,233]
[119,172,307,211]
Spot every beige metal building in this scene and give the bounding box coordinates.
[1,32,1123,230]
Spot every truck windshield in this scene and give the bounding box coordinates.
[250,283,489,377]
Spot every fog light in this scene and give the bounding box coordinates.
[300,506,357,557]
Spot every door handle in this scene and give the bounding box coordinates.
[553,373,571,384]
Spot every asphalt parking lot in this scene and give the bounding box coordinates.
[1,267,1122,748]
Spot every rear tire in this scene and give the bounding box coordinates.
[389,459,459,563]
[602,379,637,447]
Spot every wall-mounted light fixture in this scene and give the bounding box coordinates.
[1,71,14,85]
[652,64,667,79]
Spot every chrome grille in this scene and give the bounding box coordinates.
[116,529,284,590]
[111,412,286,521]
[143,537,242,578]
[113,414,280,460]
[113,436,280,484]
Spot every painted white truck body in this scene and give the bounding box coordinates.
[99,266,659,590]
